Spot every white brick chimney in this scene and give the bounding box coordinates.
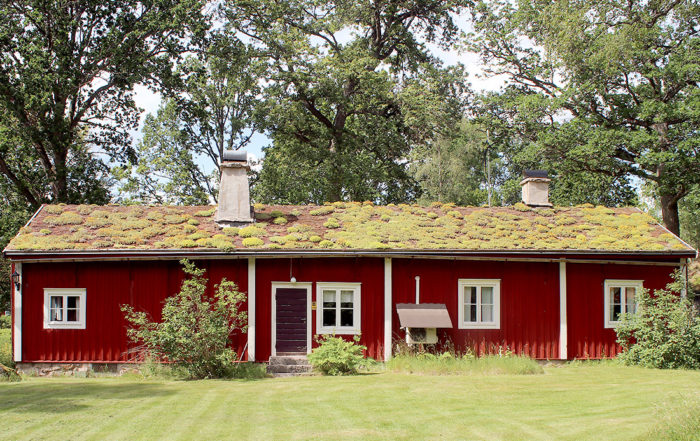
[216,150,253,225]
[520,170,553,207]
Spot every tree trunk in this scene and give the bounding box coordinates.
[660,193,681,236]
[52,151,69,203]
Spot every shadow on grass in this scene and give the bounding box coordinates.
[0,381,175,414]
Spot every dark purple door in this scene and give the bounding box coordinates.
[276,288,307,354]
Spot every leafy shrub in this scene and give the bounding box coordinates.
[616,273,700,369]
[1,329,20,381]
[122,259,247,379]
[0,315,10,329]
[308,335,366,375]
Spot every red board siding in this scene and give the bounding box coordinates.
[20,260,248,363]
[254,258,385,361]
[392,259,560,359]
[566,263,674,359]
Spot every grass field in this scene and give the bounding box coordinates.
[0,364,698,441]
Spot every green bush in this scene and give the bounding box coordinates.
[0,314,10,329]
[1,328,20,381]
[307,335,366,375]
[122,259,247,379]
[616,273,700,369]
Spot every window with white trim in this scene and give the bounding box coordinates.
[316,283,361,334]
[604,280,642,328]
[44,288,86,329]
[458,279,501,329]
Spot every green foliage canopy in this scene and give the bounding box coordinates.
[468,0,700,234]
[0,0,207,206]
[223,0,471,204]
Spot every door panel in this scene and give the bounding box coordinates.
[275,288,307,353]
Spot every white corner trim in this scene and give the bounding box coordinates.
[680,258,688,299]
[247,257,256,362]
[43,288,87,329]
[270,282,312,357]
[603,279,644,329]
[457,279,501,329]
[13,263,22,362]
[384,257,392,361]
[559,260,567,360]
[315,282,362,335]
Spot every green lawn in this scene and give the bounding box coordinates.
[0,365,699,441]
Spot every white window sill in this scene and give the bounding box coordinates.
[458,323,500,330]
[317,327,361,335]
[44,322,85,330]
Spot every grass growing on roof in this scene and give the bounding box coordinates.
[5,203,692,252]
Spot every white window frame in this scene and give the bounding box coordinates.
[604,280,643,329]
[316,283,361,335]
[43,288,86,329]
[458,279,501,329]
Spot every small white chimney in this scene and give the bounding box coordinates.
[520,170,553,207]
[216,150,253,225]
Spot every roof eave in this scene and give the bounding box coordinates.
[4,247,697,260]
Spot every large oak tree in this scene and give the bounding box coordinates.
[0,0,207,207]
[224,0,470,204]
[469,0,700,234]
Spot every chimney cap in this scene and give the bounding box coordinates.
[522,169,549,179]
[222,150,248,163]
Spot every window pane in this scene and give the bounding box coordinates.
[481,287,493,305]
[466,286,477,304]
[50,296,63,321]
[611,287,621,305]
[50,296,63,309]
[611,303,622,322]
[481,304,493,322]
[50,307,63,322]
[323,290,336,308]
[66,309,78,322]
[67,296,79,309]
[322,309,336,327]
[625,287,636,314]
[340,290,354,308]
[464,304,477,322]
[340,308,353,327]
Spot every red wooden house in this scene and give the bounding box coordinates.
[4,156,697,371]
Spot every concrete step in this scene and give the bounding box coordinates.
[268,355,310,366]
[267,363,312,374]
[267,355,313,376]
[271,372,313,378]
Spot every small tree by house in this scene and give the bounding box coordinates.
[616,273,700,369]
[122,259,247,379]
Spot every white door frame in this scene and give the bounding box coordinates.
[270,282,312,357]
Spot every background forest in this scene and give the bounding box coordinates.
[0,0,699,311]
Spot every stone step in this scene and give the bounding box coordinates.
[267,363,313,374]
[271,372,313,378]
[268,355,310,366]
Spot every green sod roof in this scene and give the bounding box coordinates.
[4,201,696,255]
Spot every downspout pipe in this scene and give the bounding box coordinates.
[415,275,420,304]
